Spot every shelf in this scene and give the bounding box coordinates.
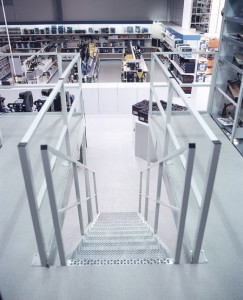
[225,16,243,25]
[169,59,195,75]
[219,57,243,75]
[222,35,243,49]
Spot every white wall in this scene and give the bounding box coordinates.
[0,0,169,23]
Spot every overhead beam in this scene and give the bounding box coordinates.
[55,0,63,21]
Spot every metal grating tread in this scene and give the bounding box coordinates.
[68,258,173,266]
[71,212,169,265]
[82,240,157,247]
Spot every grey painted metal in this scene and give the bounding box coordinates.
[58,201,82,214]
[174,144,196,264]
[207,51,220,113]
[230,81,243,143]
[60,84,72,156]
[18,143,48,267]
[45,144,95,174]
[72,161,85,235]
[144,169,150,221]
[41,146,66,266]
[93,172,99,214]
[170,78,219,142]
[37,125,68,208]
[192,141,221,264]
[57,53,63,77]
[163,81,174,157]
[154,162,164,234]
[138,172,142,213]
[141,144,188,173]
[216,87,236,105]
[82,134,93,223]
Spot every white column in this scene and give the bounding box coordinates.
[209,0,225,34]
[182,0,194,30]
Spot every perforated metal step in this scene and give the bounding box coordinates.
[70,212,169,265]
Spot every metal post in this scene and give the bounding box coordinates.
[72,162,84,235]
[18,143,48,267]
[144,168,150,221]
[154,162,164,234]
[138,172,143,213]
[82,134,93,223]
[206,52,219,113]
[93,172,99,214]
[41,145,66,266]
[163,81,173,157]
[60,83,72,156]
[174,143,196,264]
[192,141,221,264]
[57,53,63,77]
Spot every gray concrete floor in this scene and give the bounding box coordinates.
[1,110,243,299]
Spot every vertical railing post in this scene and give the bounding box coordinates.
[192,141,221,263]
[154,162,164,234]
[41,145,66,266]
[93,172,99,214]
[138,172,143,213]
[163,81,173,157]
[60,83,72,157]
[57,53,63,77]
[174,143,196,264]
[72,162,84,235]
[18,143,48,267]
[82,134,93,223]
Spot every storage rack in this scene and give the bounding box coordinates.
[0,44,10,80]
[208,0,243,155]
[160,27,200,94]
[121,42,148,83]
[0,24,153,59]
[191,0,212,33]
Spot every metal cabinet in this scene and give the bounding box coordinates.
[208,0,243,154]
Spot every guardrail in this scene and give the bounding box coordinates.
[17,53,86,267]
[139,143,196,264]
[145,51,221,263]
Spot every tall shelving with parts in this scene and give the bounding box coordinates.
[191,0,212,33]
[209,0,243,154]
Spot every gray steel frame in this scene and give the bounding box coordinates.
[16,52,86,266]
[40,144,99,266]
[139,143,196,263]
[140,51,222,264]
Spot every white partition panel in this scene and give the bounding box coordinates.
[98,83,118,114]
[117,83,137,114]
[137,83,150,101]
[82,83,99,114]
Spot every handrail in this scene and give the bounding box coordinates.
[43,144,95,174]
[40,142,98,266]
[139,142,196,264]
[19,53,80,145]
[140,144,189,173]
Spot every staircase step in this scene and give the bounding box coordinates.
[68,258,169,266]
[72,249,167,260]
[77,244,159,251]
[94,221,144,226]
[81,240,159,248]
[90,225,148,232]
[84,236,156,243]
[86,229,151,236]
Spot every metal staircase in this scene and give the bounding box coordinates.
[68,212,170,266]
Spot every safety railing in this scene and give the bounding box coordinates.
[40,144,99,266]
[17,52,86,267]
[146,51,222,264]
[139,143,196,264]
